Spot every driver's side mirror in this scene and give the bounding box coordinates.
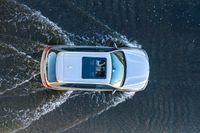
[113,43,118,49]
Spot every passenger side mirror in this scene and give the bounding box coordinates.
[112,89,117,95]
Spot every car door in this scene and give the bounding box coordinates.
[52,45,115,52]
[61,83,115,91]
[61,83,96,89]
[95,84,115,90]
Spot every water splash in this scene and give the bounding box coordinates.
[67,32,141,48]
[0,0,72,45]
[97,92,135,115]
[0,43,39,63]
[0,73,39,95]
[11,91,73,133]
[59,92,135,132]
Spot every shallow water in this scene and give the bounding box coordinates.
[1,0,200,133]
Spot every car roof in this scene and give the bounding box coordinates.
[56,51,112,84]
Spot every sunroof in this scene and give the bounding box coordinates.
[82,57,106,79]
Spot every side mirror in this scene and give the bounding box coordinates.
[113,43,118,49]
[112,89,117,95]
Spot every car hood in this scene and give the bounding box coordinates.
[122,49,149,90]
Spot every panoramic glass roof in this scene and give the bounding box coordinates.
[82,57,107,79]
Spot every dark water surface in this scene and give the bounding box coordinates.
[0,0,200,133]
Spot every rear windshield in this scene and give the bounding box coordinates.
[82,57,106,79]
[47,52,57,82]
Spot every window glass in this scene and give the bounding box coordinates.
[82,57,107,79]
[110,51,126,87]
[47,52,57,82]
[61,84,96,89]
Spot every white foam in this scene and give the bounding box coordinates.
[1,44,39,63]
[97,92,135,115]
[11,91,73,133]
[70,33,141,48]
[0,73,39,95]
[61,92,135,132]
[28,11,72,45]
[3,0,73,45]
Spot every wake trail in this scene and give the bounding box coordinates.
[0,73,39,95]
[59,92,135,133]
[0,43,39,63]
[11,91,73,133]
[64,2,141,48]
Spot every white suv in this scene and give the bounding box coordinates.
[40,45,149,92]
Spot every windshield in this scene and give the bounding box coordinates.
[110,51,126,87]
